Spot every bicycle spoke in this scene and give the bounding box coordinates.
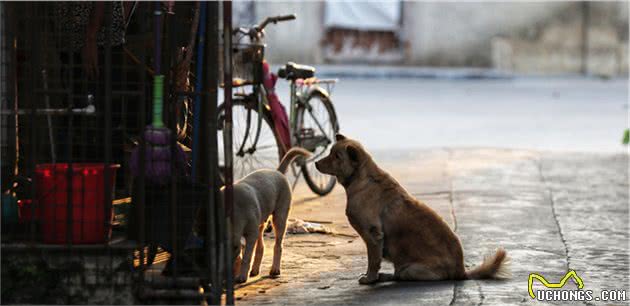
[254,144,277,151]
[219,101,280,181]
[296,93,338,195]
[291,166,303,190]
[307,107,331,140]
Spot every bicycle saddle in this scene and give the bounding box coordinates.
[277,62,315,80]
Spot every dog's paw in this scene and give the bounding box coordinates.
[358,275,378,285]
[378,273,395,282]
[269,267,281,277]
[249,269,260,277]
[235,275,248,284]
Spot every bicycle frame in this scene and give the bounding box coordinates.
[289,79,337,147]
[288,81,309,145]
[235,75,337,151]
[224,14,339,195]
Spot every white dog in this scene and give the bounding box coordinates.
[229,147,310,283]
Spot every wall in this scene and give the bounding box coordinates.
[402,2,571,66]
[254,2,325,65]
[491,1,628,76]
[252,1,628,75]
[1,251,135,304]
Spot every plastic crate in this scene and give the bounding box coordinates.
[36,163,119,244]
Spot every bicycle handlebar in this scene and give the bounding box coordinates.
[233,14,296,38]
[275,15,297,22]
[258,14,296,31]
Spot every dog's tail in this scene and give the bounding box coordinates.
[277,147,311,174]
[465,247,511,280]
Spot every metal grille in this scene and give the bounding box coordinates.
[1,2,234,304]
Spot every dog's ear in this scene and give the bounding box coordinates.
[346,144,360,163]
[335,134,346,141]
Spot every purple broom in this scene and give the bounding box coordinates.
[130,3,186,185]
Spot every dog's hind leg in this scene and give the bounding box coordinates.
[269,209,289,276]
[395,263,445,281]
[249,223,266,277]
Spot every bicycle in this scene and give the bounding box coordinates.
[217,14,340,196]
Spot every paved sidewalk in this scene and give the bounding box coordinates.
[271,77,627,153]
[234,149,628,305]
[271,64,513,80]
[272,64,630,80]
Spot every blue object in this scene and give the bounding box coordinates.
[2,193,19,226]
[184,233,204,250]
[192,2,207,180]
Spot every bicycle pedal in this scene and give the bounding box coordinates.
[298,128,315,138]
[300,135,329,152]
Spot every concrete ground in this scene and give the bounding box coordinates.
[234,149,628,305]
[274,76,628,153]
[229,76,628,304]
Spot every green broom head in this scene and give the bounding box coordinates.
[129,74,188,184]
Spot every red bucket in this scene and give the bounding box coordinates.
[35,163,120,244]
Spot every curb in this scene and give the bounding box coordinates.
[315,65,513,80]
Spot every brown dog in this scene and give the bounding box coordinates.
[315,134,510,284]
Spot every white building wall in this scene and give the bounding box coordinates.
[254,2,325,65]
[253,1,627,74]
[402,2,571,66]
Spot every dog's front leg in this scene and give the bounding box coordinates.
[233,254,242,278]
[358,225,384,285]
[235,233,258,283]
[249,223,266,277]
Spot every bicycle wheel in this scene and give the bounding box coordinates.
[174,95,192,147]
[296,88,339,196]
[218,97,282,181]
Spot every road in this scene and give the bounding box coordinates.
[234,148,628,305]
[275,76,628,153]
[228,76,629,305]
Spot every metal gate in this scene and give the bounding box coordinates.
[1,2,235,304]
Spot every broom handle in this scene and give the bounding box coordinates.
[152,3,164,128]
[154,3,162,74]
